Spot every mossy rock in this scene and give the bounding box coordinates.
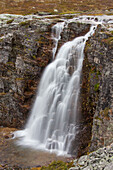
[6,19,14,24]
[100,107,109,117]
[41,161,68,170]
[19,21,31,26]
[0,92,6,96]
[102,37,113,46]
[94,83,99,92]
[110,31,113,35]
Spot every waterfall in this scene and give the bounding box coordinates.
[15,20,97,156]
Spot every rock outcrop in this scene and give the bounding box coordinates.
[70,143,113,170]
[83,26,113,153]
[0,17,53,128]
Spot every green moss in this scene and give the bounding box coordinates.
[96,70,101,76]
[16,78,24,81]
[99,52,104,55]
[85,42,91,52]
[0,38,3,42]
[94,83,99,92]
[102,107,109,117]
[110,31,113,35]
[102,37,113,45]
[32,55,37,60]
[59,11,76,15]
[6,19,14,24]
[104,108,109,114]
[19,21,30,26]
[38,36,45,43]
[41,161,68,170]
[6,62,14,64]
[106,13,113,15]
[99,107,110,120]
[89,66,101,80]
[95,116,103,121]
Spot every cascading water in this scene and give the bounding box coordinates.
[52,22,64,59]
[15,19,97,155]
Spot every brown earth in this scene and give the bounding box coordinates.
[0,0,113,15]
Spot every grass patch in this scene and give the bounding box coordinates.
[94,83,99,92]
[0,0,113,15]
[6,19,14,24]
[19,21,30,26]
[40,160,74,170]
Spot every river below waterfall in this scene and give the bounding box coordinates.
[0,127,72,168]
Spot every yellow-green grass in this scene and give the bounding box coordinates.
[0,0,113,15]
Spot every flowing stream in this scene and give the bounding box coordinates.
[15,19,98,156]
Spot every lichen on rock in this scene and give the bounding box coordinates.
[0,17,53,128]
[81,25,113,154]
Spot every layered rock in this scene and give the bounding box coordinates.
[58,22,90,48]
[0,18,53,128]
[84,26,113,152]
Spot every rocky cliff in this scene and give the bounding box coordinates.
[84,26,113,152]
[0,14,113,158]
[0,17,53,128]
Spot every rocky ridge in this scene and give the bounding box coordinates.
[84,26,113,152]
[70,143,113,170]
[0,15,53,128]
[0,14,113,167]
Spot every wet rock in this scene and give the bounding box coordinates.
[0,17,53,128]
[85,27,113,152]
[59,22,90,46]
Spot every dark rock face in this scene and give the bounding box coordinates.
[58,22,90,49]
[80,26,113,155]
[0,19,53,128]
